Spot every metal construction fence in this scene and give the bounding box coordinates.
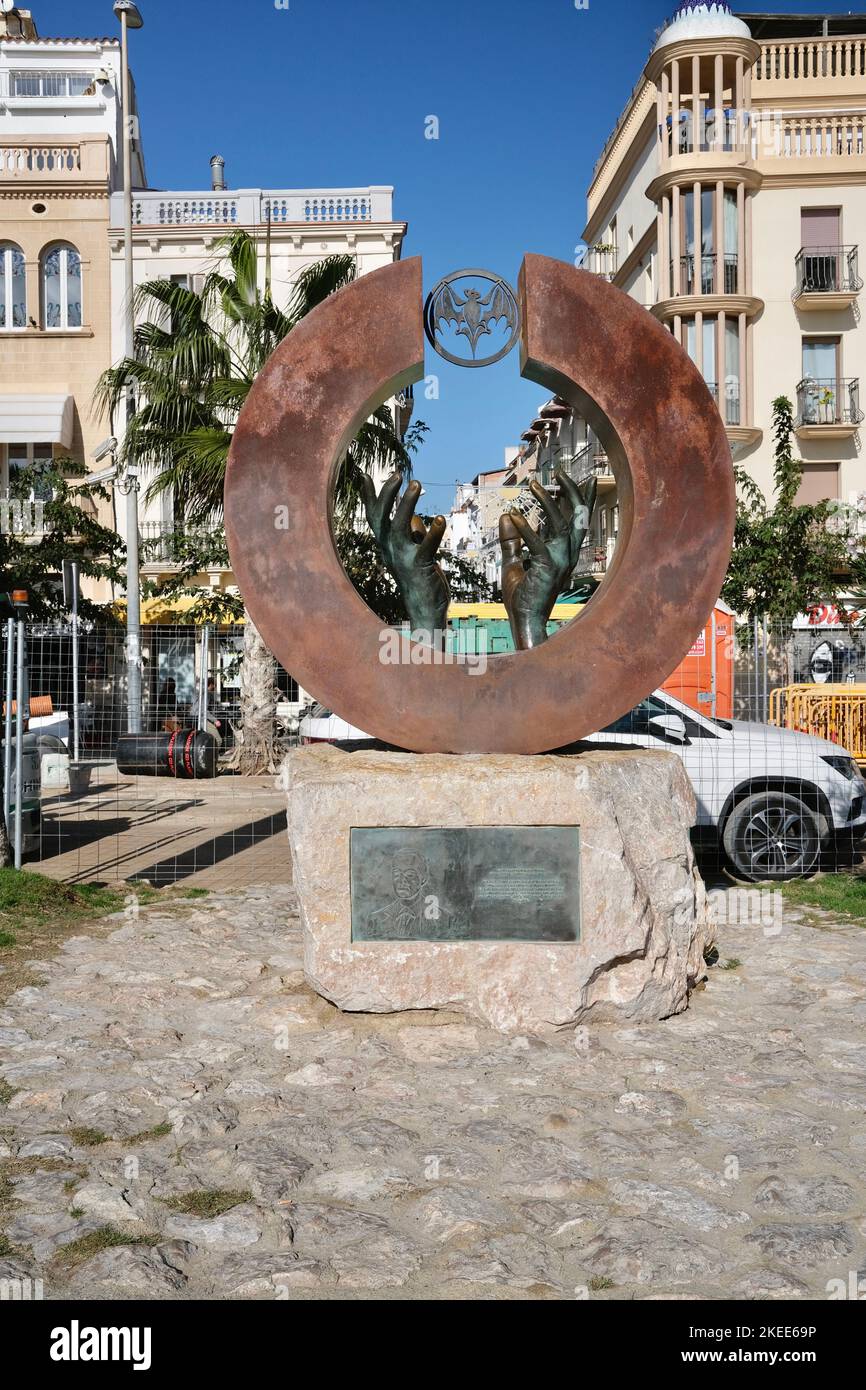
[1,613,865,887]
[0,620,300,888]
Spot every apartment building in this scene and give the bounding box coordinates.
[111,165,408,594]
[519,4,866,581]
[0,5,143,567]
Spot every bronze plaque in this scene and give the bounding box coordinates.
[350,826,580,942]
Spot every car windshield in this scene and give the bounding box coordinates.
[600,694,674,736]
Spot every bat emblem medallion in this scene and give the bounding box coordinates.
[424,268,521,367]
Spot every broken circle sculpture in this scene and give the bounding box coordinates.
[224,254,735,755]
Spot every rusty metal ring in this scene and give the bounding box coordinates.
[224,255,734,754]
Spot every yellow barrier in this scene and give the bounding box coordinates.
[769,683,866,760]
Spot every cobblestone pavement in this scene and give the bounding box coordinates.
[1,885,865,1300]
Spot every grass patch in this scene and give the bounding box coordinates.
[0,1230,23,1258]
[52,1225,161,1271]
[160,1188,252,1219]
[0,1080,18,1106]
[588,1275,615,1291]
[67,1127,110,1148]
[0,869,206,1000]
[780,873,866,921]
[127,1123,172,1143]
[721,957,742,971]
[0,1156,84,1212]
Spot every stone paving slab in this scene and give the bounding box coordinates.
[34,764,287,888]
[1,885,865,1300]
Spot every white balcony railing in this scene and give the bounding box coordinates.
[0,137,110,182]
[753,37,866,85]
[764,113,865,160]
[111,186,395,230]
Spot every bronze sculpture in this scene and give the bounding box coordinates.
[363,465,597,654]
[360,472,450,646]
[500,470,598,650]
[224,255,735,755]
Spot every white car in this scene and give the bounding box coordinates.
[583,689,866,881]
[297,691,866,881]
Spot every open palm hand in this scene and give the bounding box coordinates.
[361,473,450,643]
[500,468,597,649]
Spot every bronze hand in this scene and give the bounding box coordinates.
[361,473,450,644]
[499,468,597,649]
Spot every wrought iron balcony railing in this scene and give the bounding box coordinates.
[574,542,611,576]
[140,522,231,567]
[794,245,861,296]
[705,381,741,427]
[796,377,863,428]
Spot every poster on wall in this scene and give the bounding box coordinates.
[791,625,866,685]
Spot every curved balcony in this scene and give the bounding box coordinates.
[676,252,739,296]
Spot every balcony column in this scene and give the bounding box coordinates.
[735,54,744,141]
[739,310,747,426]
[693,180,701,295]
[743,59,753,152]
[714,53,723,151]
[672,184,682,295]
[692,54,701,152]
[736,181,745,295]
[24,255,40,326]
[695,309,704,374]
[671,58,680,152]
[656,203,665,299]
[659,67,669,160]
[717,308,726,422]
[715,179,724,294]
[745,188,753,294]
[667,193,675,298]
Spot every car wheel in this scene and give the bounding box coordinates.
[722,791,821,882]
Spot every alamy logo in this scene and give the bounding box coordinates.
[49,1321,152,1371]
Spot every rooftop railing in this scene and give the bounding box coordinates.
[753,37,866,84]
[112,186,395,229]
[0,137,109,181]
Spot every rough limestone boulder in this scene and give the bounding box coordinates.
[282,744,710,1035]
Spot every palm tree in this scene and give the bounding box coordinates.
[96,231,412,772]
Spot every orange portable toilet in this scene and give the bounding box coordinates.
[661,600,734,719]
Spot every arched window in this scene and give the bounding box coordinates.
[42,243,82,329]
[0,243,27,329]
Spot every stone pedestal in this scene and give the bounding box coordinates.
[283,744,710,1035]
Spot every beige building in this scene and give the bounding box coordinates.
[0,6,143,579]
[519,5,866,579]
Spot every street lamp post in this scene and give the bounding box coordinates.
[114,0,143,732]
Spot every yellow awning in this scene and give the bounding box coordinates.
[449,600,584,621]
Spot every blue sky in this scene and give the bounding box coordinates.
[38,0,830,509]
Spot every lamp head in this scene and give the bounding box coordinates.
[113,1,144,29]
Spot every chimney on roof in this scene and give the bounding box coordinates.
[210,155,226,192]
[0,7,39,39]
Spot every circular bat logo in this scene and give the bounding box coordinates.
[424,268,520,368]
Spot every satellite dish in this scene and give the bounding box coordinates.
[0,1,16,14]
